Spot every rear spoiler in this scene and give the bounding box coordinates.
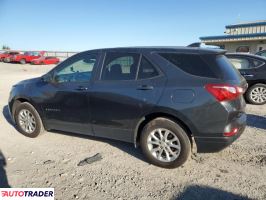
[187,42,202,47]
[187,42,226,54]
[187,42,222,49]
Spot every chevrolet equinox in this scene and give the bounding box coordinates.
[8,47,247,168]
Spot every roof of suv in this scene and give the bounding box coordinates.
[92,46,226,54]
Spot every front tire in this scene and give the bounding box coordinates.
[245,83,266,105]
[20,59,26,64]
[14,102,44,138]
[140,118,191,168]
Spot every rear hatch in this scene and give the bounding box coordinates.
[202,53,247,108]
[203,53,247,137]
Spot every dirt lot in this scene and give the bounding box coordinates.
[0,62,265,200]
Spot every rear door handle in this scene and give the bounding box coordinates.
[76,86,88,91]
[137,85,154,90]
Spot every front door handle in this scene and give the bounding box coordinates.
[76,86,88,91]
[137,85,154,90]
[243,74,254,77]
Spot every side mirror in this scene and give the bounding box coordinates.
[42,73,53,82]
[54,75,61,83]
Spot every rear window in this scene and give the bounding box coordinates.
[216,55,242,81]
[159,53,216,78]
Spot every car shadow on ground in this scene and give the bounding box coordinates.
[172,185,251,200]
[51,130,148,164]
[2,105,147,164]
[0,150,10,188]
[247,114,266,130]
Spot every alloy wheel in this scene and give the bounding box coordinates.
[147,128,181,162]
[18,109,36,134]
[250,86,266,104]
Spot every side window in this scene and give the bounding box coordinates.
[258,51,266,57]
[228,58,251,69]
[33,52,39,56]
[54,53,97,83]
[101,52,140,80]
[252,59,264,68]
[138,57,159,79]
[159,53,216,78]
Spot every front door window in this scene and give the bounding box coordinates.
[54,53,98,83]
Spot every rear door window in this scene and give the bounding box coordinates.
[159,53,216,78]
[137,57,159,79]
[228,57,251,69]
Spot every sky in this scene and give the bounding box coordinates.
[0,0,266,51]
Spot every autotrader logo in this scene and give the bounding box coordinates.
[0,188,54,199]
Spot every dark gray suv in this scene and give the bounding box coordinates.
[8,47,247,168]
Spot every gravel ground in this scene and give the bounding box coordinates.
[0,62,265,200]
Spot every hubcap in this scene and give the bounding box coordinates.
[18,109,36,134]
[147,128,181,162]
[250,87,266,104]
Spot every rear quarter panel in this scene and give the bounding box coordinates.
[148,52,236,138]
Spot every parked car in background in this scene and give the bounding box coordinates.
[256,50,266,58]
[9,51,45,64]
[31,56,60,65]
[8,47,247,168]
[0,51,20,62]
[226,53,266,105]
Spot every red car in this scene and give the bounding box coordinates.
[0,51,20,62]
[9,51,45,64]
[31,56,60,65]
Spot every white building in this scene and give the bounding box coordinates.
[200,20,266,54]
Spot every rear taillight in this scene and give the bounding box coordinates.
[205,84,244,102]
[224,127,239,137]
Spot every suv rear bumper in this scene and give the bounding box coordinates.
[194,113,246,153]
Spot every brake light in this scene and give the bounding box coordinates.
[205,84,244,102]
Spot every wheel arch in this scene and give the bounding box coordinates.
[11,97,43,122]
[134,111,196,148]
[247,80,266,87]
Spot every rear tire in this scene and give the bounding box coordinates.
[20,59,26,64]
[14,102,44,138]
[245,83,266,105]
[140,118,191,168]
